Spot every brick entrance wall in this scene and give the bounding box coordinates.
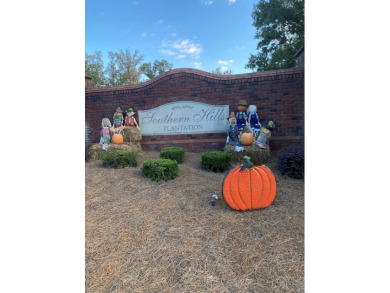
[85,67,304,152]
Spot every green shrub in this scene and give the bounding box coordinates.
[278,145,304,179]
[142,158,179,181]
[201,151,232,172]
[102,151,138,168]
[160,146,185,163]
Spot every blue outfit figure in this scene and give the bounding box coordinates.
[247,105,261,132]
[236,99,248,131]
[113,107,124,128]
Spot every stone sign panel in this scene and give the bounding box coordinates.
[138,101,229,136]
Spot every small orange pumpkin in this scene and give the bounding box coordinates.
[111,133,124,144]
[240,132,254,146]
[223,158,277,210]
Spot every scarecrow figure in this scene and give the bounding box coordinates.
[100,118,112,149]
[227,111,235,121]
[124,107,139,128]
[247,104,261,138]
[236,99,248,131]
[113,107,124,128]
[256,121,274,149]
[226,113,240,146]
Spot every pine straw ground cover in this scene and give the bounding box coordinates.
[85,151,304,293]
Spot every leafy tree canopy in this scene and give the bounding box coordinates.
[211,67,232,75]
[140,59,173,80]
[105,49,144,86]
[85,50,106,87]
[246,0,304,71]
[85,49,173,87]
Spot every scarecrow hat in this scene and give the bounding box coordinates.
[237,99,248,106]
[115,107,123,112]
[126,107,136,114]
[229,117,237,125]
[227,112,235,120]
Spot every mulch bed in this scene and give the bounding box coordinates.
[85,151,304,293]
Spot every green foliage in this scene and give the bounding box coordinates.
[102,151,138,168]
[246,0,304,71]
[211,67,232,75]
[278,145,304,179]
[160,147,185,164]
[140,59,173,79]
[85,49,174,86]
[85,50,106,87]
[105,49,145,86]
[201,151,233,173]
[142,158,179,181]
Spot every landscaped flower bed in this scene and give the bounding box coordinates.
[85,151,304,293]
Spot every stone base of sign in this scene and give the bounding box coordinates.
[224,143,270,166]
[86,142,142,161]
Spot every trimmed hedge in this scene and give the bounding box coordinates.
[102,151,138,168]
[142,158,179,181]
[160,146,185,164]
[201,151,232,173]
[278,145,304,179]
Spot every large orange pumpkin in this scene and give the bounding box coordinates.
[111,133,124,144]
[240,132,254,146]
[223,164,277,210]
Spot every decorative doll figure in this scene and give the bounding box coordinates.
[247,105,261,136]
[100,118,112,144]
[113,107,124,128]
[256,120,274,148]
[227,112,235,121]
[227,116,240,146]
[125,108,139,128]
[236,99,248,131]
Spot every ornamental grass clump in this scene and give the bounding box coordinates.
[102,150,138,168]
[278,145,304,179]
[160,146,185,164]
[142,158,179,181]
[201,151,232,173]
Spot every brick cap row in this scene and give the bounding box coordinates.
[85,67,303,93]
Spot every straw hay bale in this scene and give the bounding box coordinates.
[86,142,142,161]
[224,143,270,165]
[121,127,142,142]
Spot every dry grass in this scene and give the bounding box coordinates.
[122,127,142,142]
[224,143,271,166]
[87,143,142,161]
[85,151,304,293]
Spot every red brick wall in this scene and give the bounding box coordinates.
[85,68,304,152]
